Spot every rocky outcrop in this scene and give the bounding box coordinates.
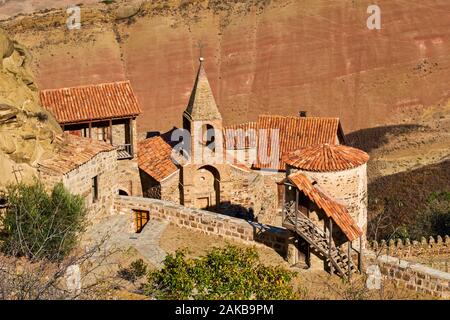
[0,29,62,188]
[3,0,450,135]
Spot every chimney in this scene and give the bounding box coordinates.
[299,111,307,117]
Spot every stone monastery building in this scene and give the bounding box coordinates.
[38,58,369,277]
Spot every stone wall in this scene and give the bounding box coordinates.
[369,236,450,272]
[117,159,143,197]
[39,149,118,224]
[112,122,126,146]
[224,166,264,218]
[289,164,368,245]
[369,236,450,257]
[171,159,279,223]
[376,255,450,298]
[112,118,138,158]
[139,169,160,198]
[259,172,284,225]
[114,195,291,257]
[160,171,180,203]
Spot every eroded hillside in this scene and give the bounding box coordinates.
[2,0,450,135]
[0,29,62,187]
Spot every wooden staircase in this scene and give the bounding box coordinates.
[283,203,357,279]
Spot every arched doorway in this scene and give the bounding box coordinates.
[193,165,220,209]
[118,189,129,196]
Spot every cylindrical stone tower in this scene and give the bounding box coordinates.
[284,143,370,245]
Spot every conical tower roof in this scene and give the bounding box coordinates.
[184,58,222,121]
[283,143,369,172]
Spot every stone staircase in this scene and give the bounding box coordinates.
[284,212,357,278]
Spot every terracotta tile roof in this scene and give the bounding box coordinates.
[184,60,222,121]
[38,134,116,175]
[138,136,178,182]
[223,122,257,149]
[40,81,142,124]
[283,144,369,172]
[288,172,362,241]
[225,153,254,173]
[253,115,343,171]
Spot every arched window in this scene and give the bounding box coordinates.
[202,124,215,152]
[119,189,129,196]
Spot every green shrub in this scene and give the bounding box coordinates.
[1,181,87,261]
[408,200,450,239]
[144,245,298,300]
[117,259,148,283]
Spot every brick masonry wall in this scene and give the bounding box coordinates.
[39,149,118,224]
[376,255,450,298]
[114,195,291,257]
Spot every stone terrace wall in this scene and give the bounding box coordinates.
[369,236,450,257]
[369,236,450,272]
[369,236,450,256]
[376,255,450,298]
[114,195,291,257]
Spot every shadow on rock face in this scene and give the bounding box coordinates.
[0,28,63,187]
[345,124,428,153]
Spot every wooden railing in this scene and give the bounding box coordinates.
[116,144,133,160]
[282,200,359,279]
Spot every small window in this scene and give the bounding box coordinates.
[92,176,99,203]
[81,128,89,138]
[134,210,150,233]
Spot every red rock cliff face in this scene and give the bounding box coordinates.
[5,0,450,134]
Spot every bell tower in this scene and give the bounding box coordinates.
[181,57,229,209]
[183,57,223,162]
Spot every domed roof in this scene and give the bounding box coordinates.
[283,143,369,172]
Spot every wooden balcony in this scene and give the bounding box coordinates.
[116,144,133,160]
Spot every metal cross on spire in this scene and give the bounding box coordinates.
[196,40,205,62]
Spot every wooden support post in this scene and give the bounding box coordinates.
[282,185,286,224]
[109,119,113,145]
[295,189,299,229]
[329,218,333,275]
[88,122,92,139]
[348,241,352,281]
[359,236,363,273]
[129,118,134,157]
